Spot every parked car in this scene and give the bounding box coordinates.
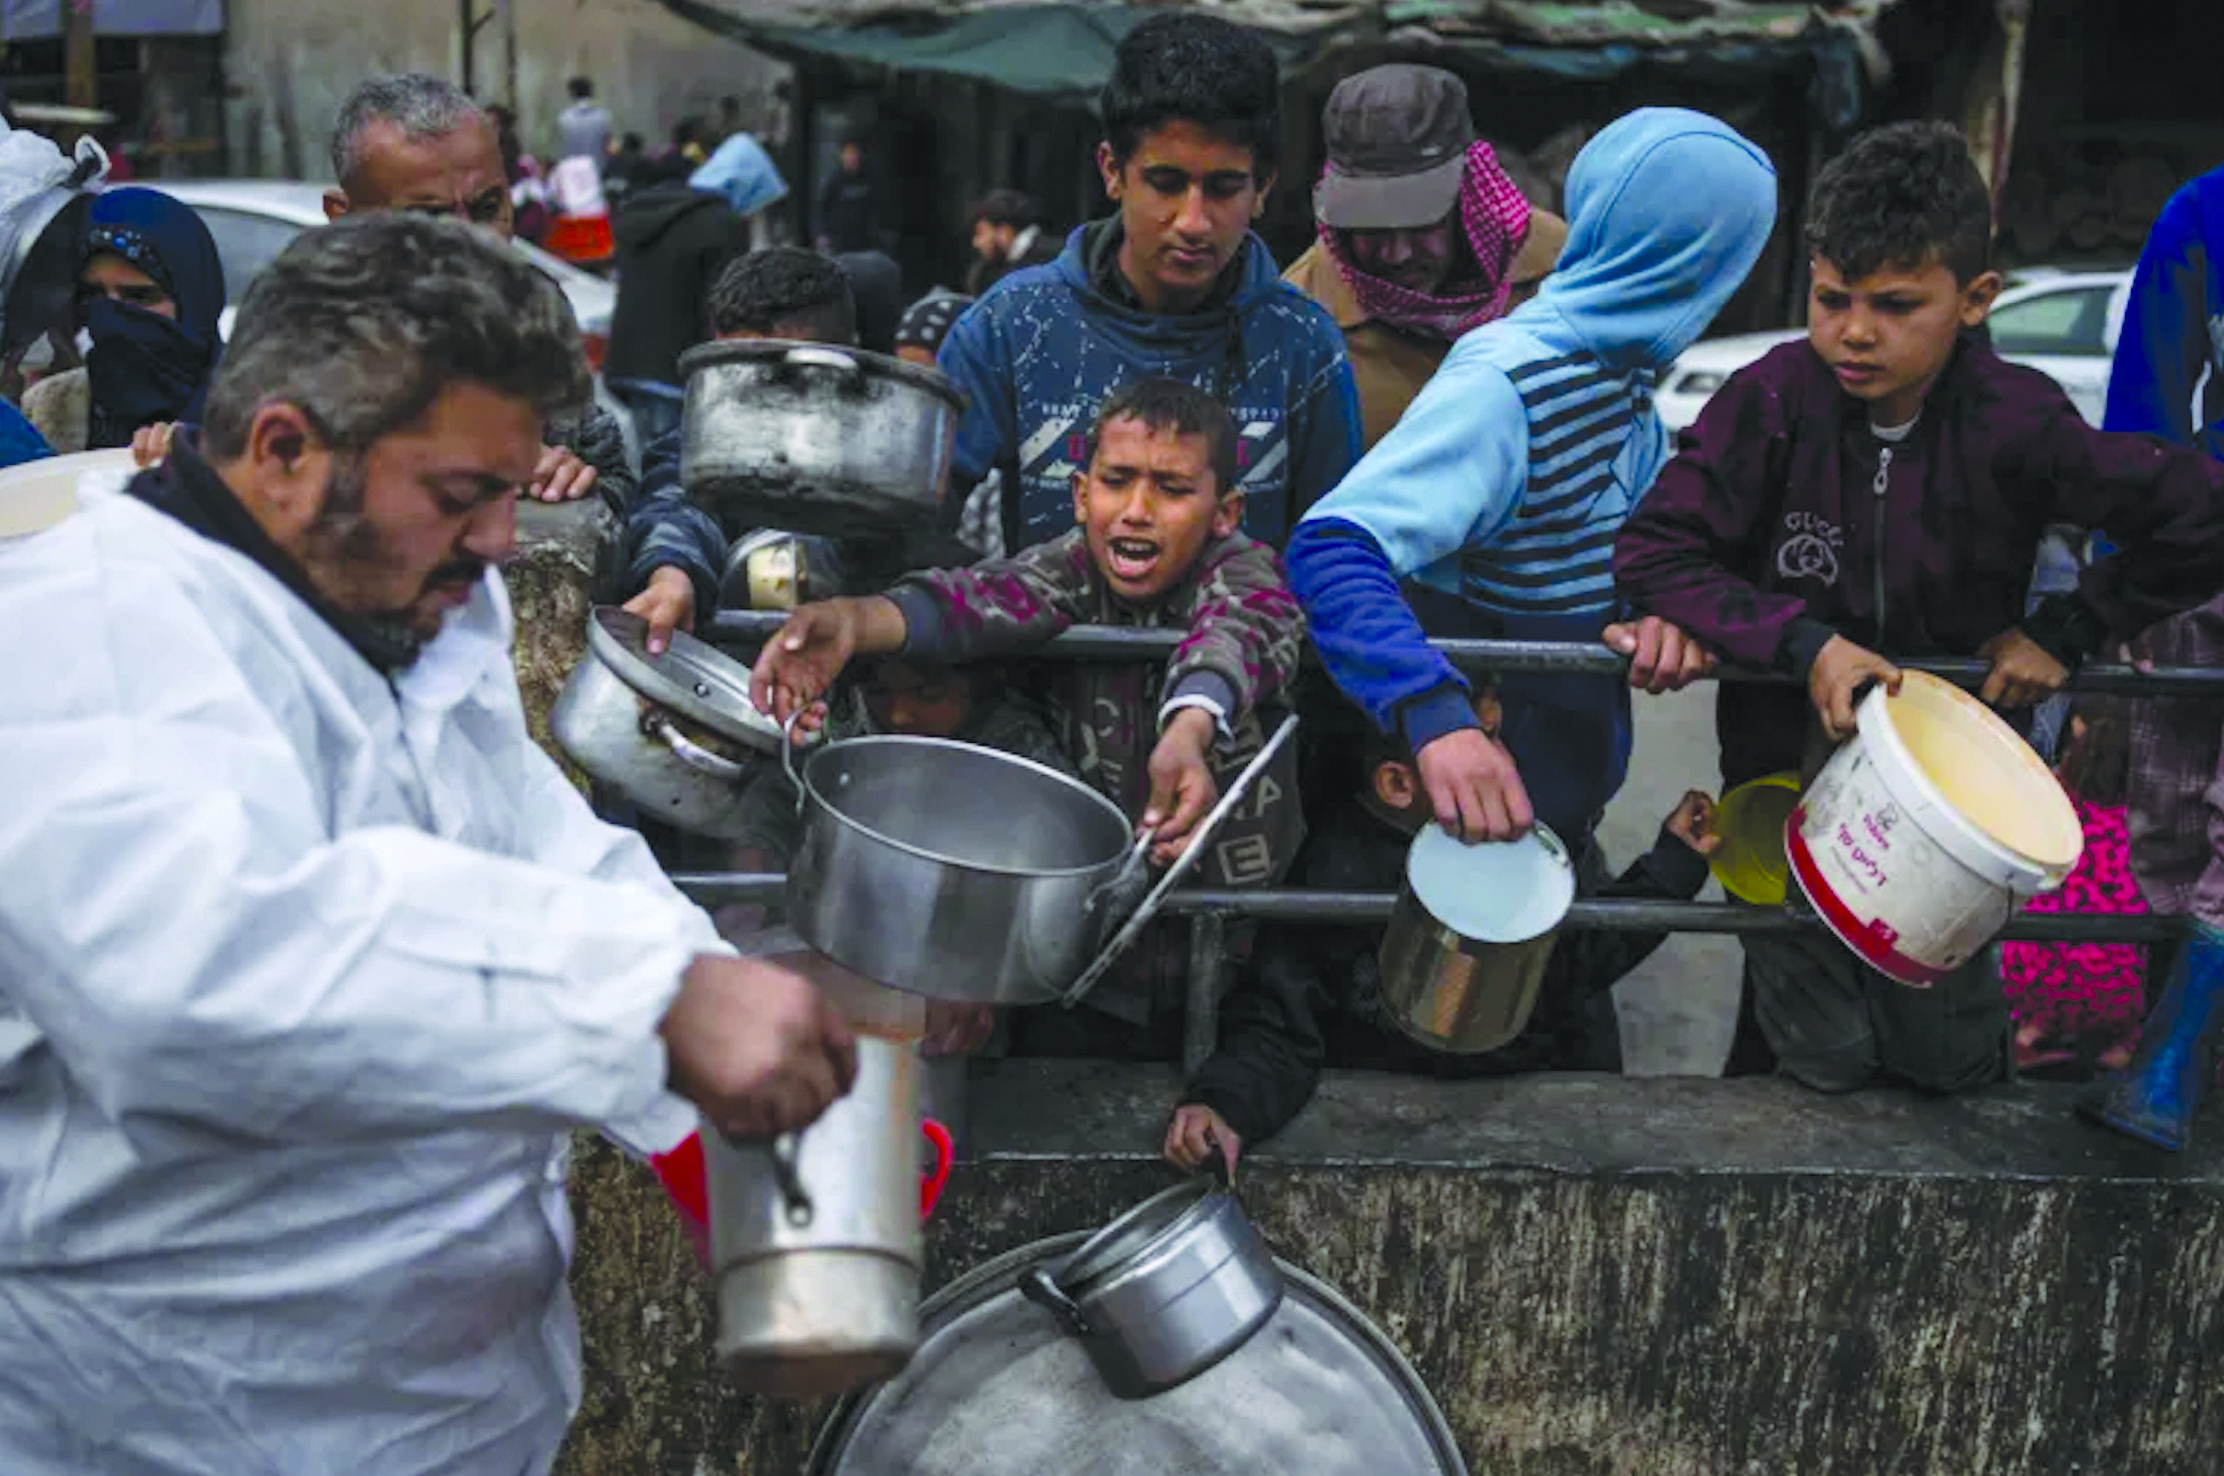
[1656,268,2135,431]
[147,180,616,371]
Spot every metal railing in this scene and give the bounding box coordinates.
[693,616,2218,1069]
[706,610,2224,696]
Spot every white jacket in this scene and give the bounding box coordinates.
[0,486,717,1474]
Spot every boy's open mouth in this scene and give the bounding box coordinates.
[1106,537,1161,582]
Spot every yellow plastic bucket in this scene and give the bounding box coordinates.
[1710,772,1801,906]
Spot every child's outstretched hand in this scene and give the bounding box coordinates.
[750,596,905,724]
[1977,627,2068,709]
[1164,1103,1242,1176]
[1809,635,1902,742]
[1143,708,1220,866]
[1664,791,1721,856]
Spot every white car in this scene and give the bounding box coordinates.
[146,180,617,368]
[1656,268,2135,431]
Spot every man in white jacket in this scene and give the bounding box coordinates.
[0,212,856,1474]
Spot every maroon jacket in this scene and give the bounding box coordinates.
[1615,336,2224,783]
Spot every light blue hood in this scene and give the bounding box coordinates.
[1534,107,1778,373]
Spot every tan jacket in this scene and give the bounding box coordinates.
[1284,209,1568,450]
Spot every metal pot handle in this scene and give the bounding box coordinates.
[782,345,863,381]
[652,719,750,782]
[780,710,814,815]
[1019,1265,1089,1337]
[768,1131,814,1228]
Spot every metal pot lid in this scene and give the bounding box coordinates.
[584,606,783,752]
[677,336,969,412]
[1406,821,1574,945]
[810,1233,1467,1476]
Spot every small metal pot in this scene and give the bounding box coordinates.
[1377,822,1575,1053]
[679,339,967,537]
[1019,1179,1283,1399]
[704,1035,955,1400]
[550,607,783,838]
[720,528,820,612]
[783,733,1147,1004]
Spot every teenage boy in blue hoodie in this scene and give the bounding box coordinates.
[935,11,1362,555]
[1286,109,1778,857]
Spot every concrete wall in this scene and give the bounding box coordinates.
[559,1062,2224,1476]
[221,0,778,181]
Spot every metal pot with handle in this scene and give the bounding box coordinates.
[782,714,1297,1007]
[1018,1178,1284,1399]
[780,727,1148,1006]
[679,339,967,537]
[550,607,783,838]
[703,1030,957,1400]
[1377,822,1576,1053]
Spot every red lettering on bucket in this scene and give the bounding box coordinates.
[1834,823,1889,888]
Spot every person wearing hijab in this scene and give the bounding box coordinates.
[1283,65,1567,451]
[23,186,224,455]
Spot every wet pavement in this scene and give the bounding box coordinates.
[1596,680,1743,1076]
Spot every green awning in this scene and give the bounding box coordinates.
[657,1,1305,100]
[656,0,1875,107]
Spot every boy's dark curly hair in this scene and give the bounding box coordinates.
[1805,121,1992,284]
[708,246,856,342]
[1100,12,1282,178]
[1085,376,1241,496]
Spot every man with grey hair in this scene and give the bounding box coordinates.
[324,70,633,512]
[0,212,858,1473]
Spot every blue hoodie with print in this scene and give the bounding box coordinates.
[1287,109,1778,842]
[936,222,1362,551]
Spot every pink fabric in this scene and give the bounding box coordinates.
[1319,139,1533,340]
[2000,799,2149,1059]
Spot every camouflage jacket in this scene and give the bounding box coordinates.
[888,528,1308,1025]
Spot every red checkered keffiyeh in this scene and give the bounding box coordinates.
[1319,139,1534,341]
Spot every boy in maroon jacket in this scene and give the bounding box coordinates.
[1614,122,2224,1095]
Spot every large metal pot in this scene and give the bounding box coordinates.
[704,1034,954,1399]
[679,339,966,537]
[783,733,1147,1005]
[1378,822,1576,1053]
[1018,1179,1283,1399]
[550,606,782,838]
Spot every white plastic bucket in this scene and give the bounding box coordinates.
[1785,669,2083,986]
[0,448,137,539]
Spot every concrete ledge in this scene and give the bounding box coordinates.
[560,1065,2224,1476]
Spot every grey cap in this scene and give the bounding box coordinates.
[1314,64,1475,231]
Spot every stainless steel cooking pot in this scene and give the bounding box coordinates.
[679,339,966,537]
[1378,822,1576,1053]
[704,1033,951,1400]
[550,607,782,838]
[782,732,1148,1005]
[1018,1179,1283,1399]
